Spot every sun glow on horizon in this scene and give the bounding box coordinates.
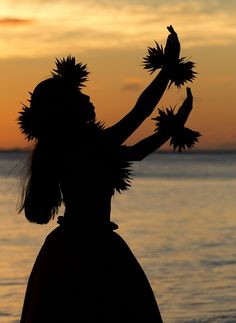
[0,0,236,150]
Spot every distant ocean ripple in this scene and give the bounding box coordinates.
[0,150,236,323]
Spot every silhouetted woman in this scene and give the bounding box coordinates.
[18,26,198,322]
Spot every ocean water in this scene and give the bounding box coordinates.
[0,150,236,323]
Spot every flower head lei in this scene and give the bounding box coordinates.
[18,55,89,141]
[142,25,196,88]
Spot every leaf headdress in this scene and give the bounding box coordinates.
[18,56,90,141]
[51,55,89,89]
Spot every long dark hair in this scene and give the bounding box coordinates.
[19,140,62,224]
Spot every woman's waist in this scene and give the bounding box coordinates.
[57,215,119,232]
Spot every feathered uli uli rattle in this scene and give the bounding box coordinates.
[143,26,201,151]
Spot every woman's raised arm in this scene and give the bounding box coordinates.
[103,27,180,146]
[122,88,194,161]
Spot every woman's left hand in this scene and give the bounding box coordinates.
[175,87,193,126]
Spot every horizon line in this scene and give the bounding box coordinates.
[0,148,236,154]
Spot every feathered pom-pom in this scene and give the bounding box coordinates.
[18,104,38,141]
[153,107,176,132]
[153,107,201,152]
[51,55,89,89]
[142,41,196,88]
[170,128,201,152]
[169,58,196,88]
[142,42,165,74]
[114,160,132,193]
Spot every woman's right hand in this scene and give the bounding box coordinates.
[164,25,180,64]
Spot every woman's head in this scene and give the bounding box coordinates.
[29,78,95,140]
[19,56,95,142]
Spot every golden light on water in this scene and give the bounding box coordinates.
[1,147,236,321]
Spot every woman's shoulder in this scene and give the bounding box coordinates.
[44,226,63,243]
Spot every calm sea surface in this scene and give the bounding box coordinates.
[0,150,236,323]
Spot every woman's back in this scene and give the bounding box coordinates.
[59,128,131,224]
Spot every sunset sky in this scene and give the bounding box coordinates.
[0,0,235,150]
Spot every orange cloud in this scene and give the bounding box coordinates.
[122,78,142,92]
[0,1,236,59]
[0,17,34,26]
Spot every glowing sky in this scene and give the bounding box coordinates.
[0,0,236,149]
